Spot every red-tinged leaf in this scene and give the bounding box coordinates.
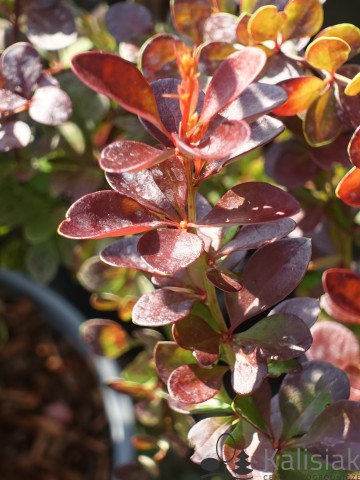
[172,315,220,366]
[100,236,155,274]
[270,297,320,328]
[337,65,360,129]
[225,238,311,327]
[203,13,238,43]
[71,52,167,136]
[260,52,303,85]
[132,289,196,326]
[305,37,350,74]
[217,218,296,257]
[196,194,227,253]
[0,89,27,112]
[1,42,41,98]
[140,34,183,82]
[80,319,130,358]
[316,24,360,59]
[26,4,76,51]
[58,190,169,239]
[107,379,155,400]
[309,132,352,170]
[106,156,187,220]
[248,5,286,43]
[301,400,360,466]
[206,268,243,293]
[196,182,300,227]
[265,138,321,188]
[281,0,323,41]
[336,166,360,207]
[0,121,31,151]
[236,13,252,45]
[273,76,324,116]
[29,86,72,126]
[238,314,313,360]
[322,268,360,323]
[137,229,204,275]
[188,416,234,464]
[200,48,267,124]
[345,71,360,96]
[198,42,237,76]
[346,366,360,401]
[154,341,197,383]
[168,364,228,404]
[307,320,360,369]
[220,82,288,123]
[100,140,174,174]
[173,119,250,160]
[232,345,268,395]
[279,361,350,439]
[304,88,343,147]
[349,126,360,167]
[105,3,153,43]
[171,0,212,44]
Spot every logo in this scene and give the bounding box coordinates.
[200,433,253,479]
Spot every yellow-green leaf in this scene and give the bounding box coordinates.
[345,72,360,96]
[305,37,351,74]
[282,0,323,41]
[273,76,324,116]
[248,5,286,43]
[316,24,360,59]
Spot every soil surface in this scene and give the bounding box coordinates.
[0,288,112,480]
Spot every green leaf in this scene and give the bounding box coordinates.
[57,121,86,154]
[25,240,60,284]
[232,395,268,433]
[267,359,300,377]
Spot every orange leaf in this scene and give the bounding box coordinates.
[236,13,252,45]
[336,166,360,207]
[273,76,324,116]
[305,37,351,74]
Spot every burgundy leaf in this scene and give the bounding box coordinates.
[37,73,59,88]
[220,82,288,123]
[100,140,175,173]
[225,238,311,328]
[200,116,285,180]
[196,182,300,226]
[132,289,196,326]
[137,229,204,275]
[309,132,352,170]
[279,361,350,439]
[140,33,183,82]
[301,400,360,468]
[71,52,168,136]
[29,87,72,126]
[322,268,360,324]
[100,236,156,274]
[232,345,268,395]
[270,297,320,328]
[260,52,303,84]
[203,13,238,43]
[26,3,77,50]
[200,48,267,124]
[106,156,187,220]
[198,42,237,76]
[0,89,27,112]
[173,119,250,160]
[105,3,153,43]
[0,121,31,151]
[172,314,220,366]
[337,65,360,129]
[154,341,197,383]
[307,320,360,369]
[58,190,169,239]
[206,268,243,293]
[1,42,41,98]
[349,125,360,167]
[238,314,313,360]
[188,416,234,464]
[168,364,228,404]
[216,218,296,257]
[196,194,227,253]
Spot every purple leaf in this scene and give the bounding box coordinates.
[26,3,77,50]
[105,3,153,43]
[198,42,237,76]
[270,297,320,328]
[200,48,267,124]
[58,190,170,239]
[132,289,196,326]
[154,341,197,383]
[0,89,27,112]
[225,238,311,328]
[216,218,296,257]
[196,182,300,227]
[203,13,238,43]
[279,361,350,439]
[138,229,204,275]
[1,42,41,98]
[0,121,31,151]
[100,140,175,173]
[29,87,72,126]
[168,364,228,404]
[349,125,360,168]
[232,345,268,395]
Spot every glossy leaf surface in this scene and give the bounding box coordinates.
[203,13,238,43]
[29,87,72,126]
[316,23,360,58]
[171,0,212,44]
[132,289,196,326]
[140,34,183,82]
[154,341,196,383]
[348,126,360,167]
[100,236,154,273]
[232,346,268,395]
[188,416,233,463]
[273,76,324,116]
[322,268,360,323]
[198,42,237,76]
[281,0,324,41]
[270,297,320,328]
[305,37,350,73]
[0,121,31,152]
[336,167,360,207]
[105,3,153,43]
[206,268,243,293]
[0,90,27,112]
[345,71,360,96]
[249,5,286,43]
[80,319,130,358]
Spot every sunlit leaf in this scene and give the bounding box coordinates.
[348,125,360,167]
[140,33,183,82]
[281,0,323,41]
[154,341,196,383]
[198,42,237,76]
[273,76,324,116]
[80,319,131,358]
[206,268,243,293]
[203,13,238,43]
[248,5,286,43]
[236,13,252,45]
[305,37,350,74]
[316,23,360,59]
[270,297,320,328]
[105,3,153,43]
[0,121,31,152]
[107,379,156,400]
[345,72,360,96]
[336,167,360,207]
[100,236,155,274]
[29,87,72,126]
[0,89,27,112]
[171,0,212,44]
[232,345,268,395]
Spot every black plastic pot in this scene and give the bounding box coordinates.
[0,268,135,479]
